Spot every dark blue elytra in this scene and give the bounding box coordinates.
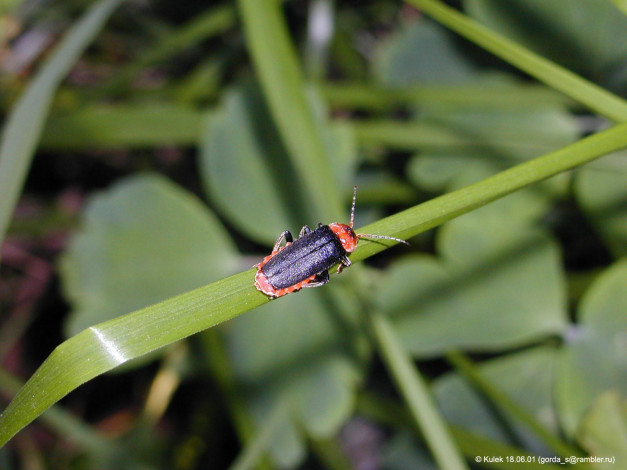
[260,225,346,289]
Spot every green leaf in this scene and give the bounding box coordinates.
[555,259,627,436]
[0,0,125,259]
[465,0,627,95]
[576,158,627,258]
[199,83,356,245]
[60,174,238,338]
[434,347,560,454]
[41,103,203,149]
[373,20,480,86]
[375,218,568,357]
[576,391,627,468]
[223,287,366,467]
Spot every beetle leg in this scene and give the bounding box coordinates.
[272,230,293,253]
[299,225,312,237]
[336,255,351,274]
[303,270,329,288]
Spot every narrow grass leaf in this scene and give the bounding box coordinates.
[98,4,235,95]
[322,82,575,111]
[0,370,110,452]
[404,0,627,122]
[236,0,343,220]
[466,0,627,93]
[357,393,567,469]
[41,103,203,149]
[0,0,125,259]
[445,351,581,457]
[228,404,287,470]
[0,269,261,447]
[370,311,468,470]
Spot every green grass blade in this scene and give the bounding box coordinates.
[450,427,587,470]
[351,122,627,262]
[322,82,575,111]
[0,270,259,447]
[0,0,125,260]
[446,351,582,458]
[610,0,627,14]
[228,403,286,470]
[0,369,111,452]
[405,0,627,122]
[97,4,235,95]
[351,120,571,154]
[370,312,468,470]
[356,393,571,470]
[1,122,625,447]
[40,103,203,149]
[236,0,343,220]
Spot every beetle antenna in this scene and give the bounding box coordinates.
[357,233,410,245]
[350,185,358,228]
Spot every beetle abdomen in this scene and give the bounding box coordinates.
[262,225,346,289]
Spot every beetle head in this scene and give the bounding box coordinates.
[329,222,359,252]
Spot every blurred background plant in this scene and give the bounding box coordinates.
[0,0,626,469]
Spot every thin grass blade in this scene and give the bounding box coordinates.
[236,0,343,220]
[370,311,469,470]
[405,0,627,122]
[0,0,125,260]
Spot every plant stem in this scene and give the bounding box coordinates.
[370,311,469,470]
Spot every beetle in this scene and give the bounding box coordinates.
[255,186,409,298]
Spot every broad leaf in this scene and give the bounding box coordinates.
[199,83,356,245]
[61,174,238,338]
[576,157,627,258]
[555,259,627,436]
[407,107,578,226]
[376,214,568,356]
[223,286,367,467]
[373,20,480,86]
[576,391,627,468]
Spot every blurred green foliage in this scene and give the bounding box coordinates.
[0,0,626,469]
